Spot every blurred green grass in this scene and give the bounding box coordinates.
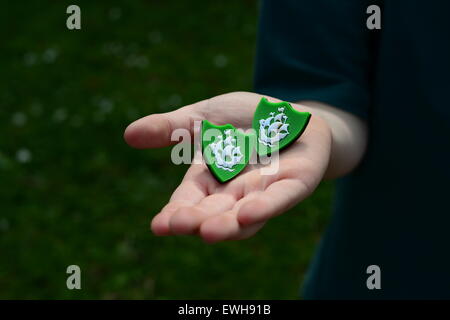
[0,1,333,299]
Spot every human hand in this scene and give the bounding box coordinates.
[124,91,332,242]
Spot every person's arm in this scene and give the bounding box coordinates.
[124,91,366,242]
[253,0,375,178]
[293,101,368,179]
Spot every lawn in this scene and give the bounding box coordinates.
[0,0,333,299]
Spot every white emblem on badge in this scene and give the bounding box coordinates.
[258,107,290,147]
[209,129,243,172]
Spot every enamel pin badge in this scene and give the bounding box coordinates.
[252,98,311,156]
[201,98,311,183]
[201,120,255,183]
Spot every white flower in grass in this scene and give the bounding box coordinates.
[53,108,67,123]
[42,48,59,64]
[16,148,32,163]
[102,42,123,56]
[11,112,27,127]
[125,54,148,69]
[213,54,228,68]
[98,98,114,114]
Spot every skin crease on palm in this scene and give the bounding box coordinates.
[124,91,368,243]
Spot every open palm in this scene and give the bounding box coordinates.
[124,92,331,242]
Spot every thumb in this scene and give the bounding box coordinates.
[124,101,206,149]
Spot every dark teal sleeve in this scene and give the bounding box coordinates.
[254,0,376,120]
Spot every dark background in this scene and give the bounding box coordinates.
[0,1,333,299]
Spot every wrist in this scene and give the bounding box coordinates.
[293,101,368,179]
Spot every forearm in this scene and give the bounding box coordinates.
[294,100,368,179]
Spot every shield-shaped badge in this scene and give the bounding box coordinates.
[201,120,255,183]
[252,98,311,156]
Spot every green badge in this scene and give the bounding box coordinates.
[252,98,311,156]
[201,120,255,183]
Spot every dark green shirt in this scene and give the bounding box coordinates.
[254,0,450,299]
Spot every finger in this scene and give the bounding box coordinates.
[237,178,311,225]
[230,221,266,241]
[199,210,265,243]
[151,164,211,235]
[197,193,260,242]
[169,193,236,235]
[124,100,207,149]
[168,165,268,237]
[151,200,194,236]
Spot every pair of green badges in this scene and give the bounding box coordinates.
[201,98,311,183]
